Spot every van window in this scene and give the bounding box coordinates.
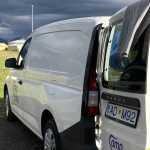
[17,38,32,68]
[104,22,123,81]
[103,25,149,93]
[97,28,109,74]
[29,31,89,76]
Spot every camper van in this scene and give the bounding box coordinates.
[4,17,109,150]
[99,0,150,150]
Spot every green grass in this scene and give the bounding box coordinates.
[0,50,18,100]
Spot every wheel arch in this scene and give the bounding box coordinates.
[41,109,58,137]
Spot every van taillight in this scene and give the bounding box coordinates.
[87,77,99,117]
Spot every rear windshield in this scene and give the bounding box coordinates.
[103,23,148,93]
[104,22,123,81]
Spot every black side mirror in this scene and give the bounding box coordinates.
[5,58,17,68]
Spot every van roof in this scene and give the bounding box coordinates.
[28,16,110,38]
[109,7,127,25]
[109,0,150,25]
[119,0,150,55]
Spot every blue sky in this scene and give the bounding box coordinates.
[0,0,136,41]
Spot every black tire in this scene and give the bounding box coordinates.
[43,119,61,150]
[4,89,16,121]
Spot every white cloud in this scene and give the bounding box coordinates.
[0,0,134,40]
[112,0,138,5]
[0,22,11,28]
[12,15,31,22]
[0,27,14,34]
[0,26,15,40]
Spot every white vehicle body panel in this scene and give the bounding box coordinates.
[5,17,109,141]
[99,1,150,150]
[100,88,146,150]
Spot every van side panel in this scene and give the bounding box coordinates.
[28,31,90,89]
[25,30,92,133]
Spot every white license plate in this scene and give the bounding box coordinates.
[105,103,139,127]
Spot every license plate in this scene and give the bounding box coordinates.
[105,103,139,127]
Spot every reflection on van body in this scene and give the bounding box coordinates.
[4,17,109,150]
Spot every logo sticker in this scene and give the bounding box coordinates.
[109,135,123,150]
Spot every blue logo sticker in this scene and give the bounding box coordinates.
[109,135,123,150]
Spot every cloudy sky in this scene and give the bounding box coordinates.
[0,0,136,41]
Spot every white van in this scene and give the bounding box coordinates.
[99,0,150,150]
[4,17,109,150]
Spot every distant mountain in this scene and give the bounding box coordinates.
[0,38,8,44]
[8,36,26,42]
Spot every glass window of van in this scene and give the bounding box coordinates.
[17,38,31,68]
[104,23,123,81]
[103,24,149,93]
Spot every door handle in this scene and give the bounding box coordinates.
[17,80,23,85]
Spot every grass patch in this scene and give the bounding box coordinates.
[0,50,18,100]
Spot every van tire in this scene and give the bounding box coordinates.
[4,89,15,121]
[43,119,61,150]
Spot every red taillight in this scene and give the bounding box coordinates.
[87,77,99,117]
[89,79,97,90]
[87,107,98,116]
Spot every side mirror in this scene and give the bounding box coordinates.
[5,58,17,68]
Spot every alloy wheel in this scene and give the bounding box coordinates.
[44,128,56,150]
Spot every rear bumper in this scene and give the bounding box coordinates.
[60,118,98,150]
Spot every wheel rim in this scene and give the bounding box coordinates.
[44,128,56,150]
[5,93,9,117]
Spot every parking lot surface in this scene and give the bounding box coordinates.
[0,101,43,150]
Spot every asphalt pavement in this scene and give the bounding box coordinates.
[0,101,43,150]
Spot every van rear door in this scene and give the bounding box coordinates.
[79,24,108,148]
[82,24,102,118]
[100,24,150,150]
